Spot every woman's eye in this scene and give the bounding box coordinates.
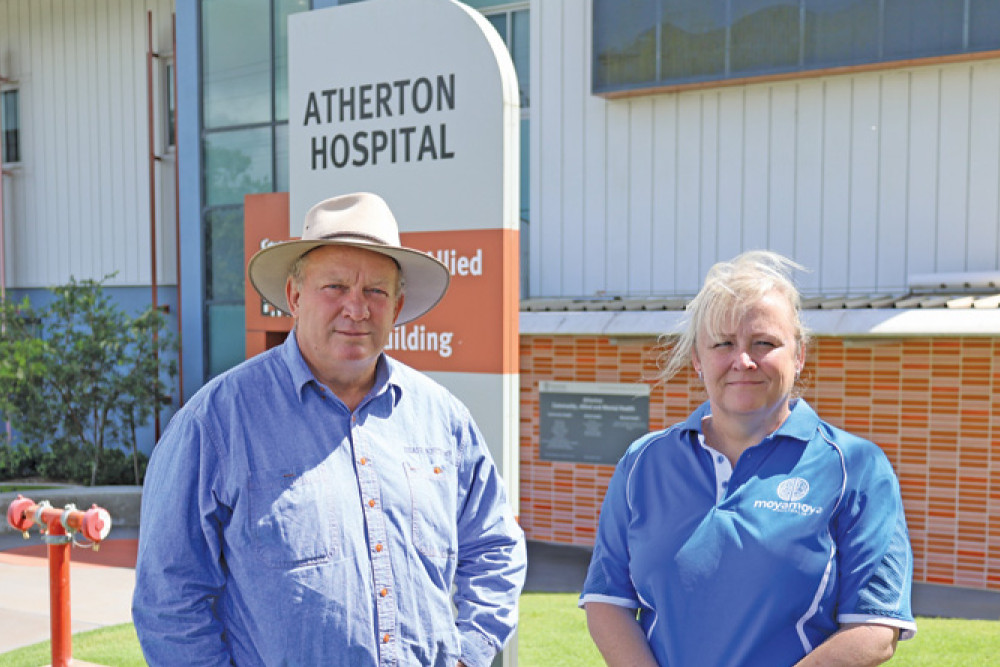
[712,341,732,349]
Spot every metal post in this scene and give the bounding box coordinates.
[46,520,72,667]
[6,495,113,667]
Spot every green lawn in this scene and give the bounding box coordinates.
[0,594,997,666]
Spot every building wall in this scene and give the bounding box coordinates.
[519,334,1000,592]
[0,0,176,289]
[530,0,1000,300]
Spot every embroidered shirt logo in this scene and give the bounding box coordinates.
[777,477,810,502]
[753,477,822,516]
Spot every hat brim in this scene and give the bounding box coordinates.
[247,239,450,325]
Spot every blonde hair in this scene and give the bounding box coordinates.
[658,250,809,384]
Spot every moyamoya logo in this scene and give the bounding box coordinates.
[753,477,822,516]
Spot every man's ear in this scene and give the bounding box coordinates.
[393,294,406,323]
[285,277,300,317]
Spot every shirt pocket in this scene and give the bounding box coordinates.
[405,462,457,560]
[248,467,340,568]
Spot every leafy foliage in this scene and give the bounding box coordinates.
[0,277,175,485]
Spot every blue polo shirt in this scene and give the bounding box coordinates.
[580,399,916,667]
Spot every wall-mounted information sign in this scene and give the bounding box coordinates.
[539,381,651,465]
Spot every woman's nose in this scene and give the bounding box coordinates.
[735,350,757,369]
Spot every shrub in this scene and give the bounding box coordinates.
[0,277,175,485]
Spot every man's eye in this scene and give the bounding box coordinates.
[366,288,389,297]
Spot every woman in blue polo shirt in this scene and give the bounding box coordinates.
[580,250,916,667]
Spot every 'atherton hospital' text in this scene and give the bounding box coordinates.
[302,74,457,170]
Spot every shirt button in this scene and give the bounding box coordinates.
[368,499,376,508]
[380,588,388,597]
[359,457,368,465]
[433,466,442,474]
[375,543,384,553]
[382,633,391,644]
[717,455,725,464]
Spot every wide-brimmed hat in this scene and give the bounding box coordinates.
[247,193,450,324]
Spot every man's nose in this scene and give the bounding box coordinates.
[342,288,369,318]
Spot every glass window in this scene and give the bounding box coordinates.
[207,304,247,377]
[594,0,993,94]
[969,0,1000,52]
[729,0,801,75]
[661,0,727,82]
[274,0,310,122]
[165,61,176,148]
[882,0,964,60]
[511,10,530,109]
[2,89,20,164]
[204,127,274,207]
[205,207,246,303]
[275,123,289,193]
[594,0,659,90]
[803,0,879,68]
[202,0,272,128]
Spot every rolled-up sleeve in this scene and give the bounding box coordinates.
[132,409,232,666]
[452,418,527,667]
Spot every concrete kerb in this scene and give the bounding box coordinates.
[1,485,142,534]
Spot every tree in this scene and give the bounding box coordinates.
[0,276,176,485]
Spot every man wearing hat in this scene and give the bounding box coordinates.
[133,193,526,667]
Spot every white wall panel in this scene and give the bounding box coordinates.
[768,84,797,261]
[604,101,629,295]
[627,98,653,294]
[674,94,701,291]
[793,81,824,293]
[0,0,175,289]
[697,92,719,283]
[876,71,911,290]
[529,0,1000,299]
[650,95,678,293]
[937,68,972,273]
[560,0,585,296]
[907,69,940,277]
[580,0,606,298]
[966,64,1000,269]
[715,87,745,267]
[822,79,854,292]
[848,75,880,291]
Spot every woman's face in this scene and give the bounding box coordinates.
[692,290,804,429]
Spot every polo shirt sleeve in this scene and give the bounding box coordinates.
[832,439,917,640]
[579,451,640,610]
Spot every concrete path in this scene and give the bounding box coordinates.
[0,527,139,656]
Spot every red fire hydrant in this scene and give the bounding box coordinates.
[6,495,113,667]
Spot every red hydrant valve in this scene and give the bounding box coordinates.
[6,494,37,533]
[80,505,112,542]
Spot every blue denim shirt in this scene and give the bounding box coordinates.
[132,333,526,667]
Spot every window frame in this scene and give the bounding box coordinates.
[1,86,21,166]
[592,0,1000,98]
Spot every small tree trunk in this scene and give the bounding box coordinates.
[129,410,140,485]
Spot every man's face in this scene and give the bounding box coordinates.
[286,244,404,387]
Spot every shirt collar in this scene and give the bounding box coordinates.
[281,331,401,406]
[678,398,820,444]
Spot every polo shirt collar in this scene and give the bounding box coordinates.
[678,398,821,444]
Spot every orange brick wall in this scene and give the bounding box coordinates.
[519,335,1000,592]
